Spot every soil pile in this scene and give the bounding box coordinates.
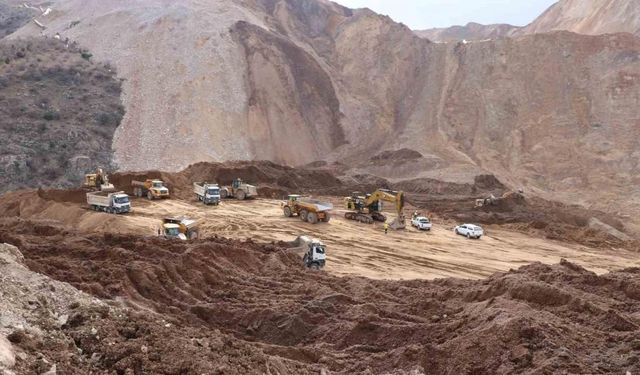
[2,218,640,374]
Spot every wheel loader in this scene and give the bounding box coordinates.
[282,195,332,224]
[220,178,257,200]
[344,189,406,229]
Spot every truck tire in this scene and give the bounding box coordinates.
[236,189,246,200]
[147,191,154,200]
[309,263,320,270]
[466,233,470,239]
[283,206,292,217]
[300,210,308,222]
[307,212,318,224]
[220,189,228,199]
[322,213,331,223]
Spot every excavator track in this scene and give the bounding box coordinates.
[344,212,374,224]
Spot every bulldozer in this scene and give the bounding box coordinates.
[344,189,406,229]
[220,178,257,200]
[161,217,199,240]
[82,168,115,192]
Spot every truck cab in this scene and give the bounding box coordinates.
[303,240,326,269]
[150,180,169,198]
[112,194,131,212]
[204,185,220,204]
[163,223,187,240]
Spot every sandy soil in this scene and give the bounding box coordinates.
[117,197,640,280]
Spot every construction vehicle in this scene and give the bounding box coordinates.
[86,191,131,214]
[162,217,199,240]
[132,179,170,200]
[193,182,221,205]
[82,168,115,192]
[220,178,257,200]
[344,189,406,229]
[282,195,332,224]
[294,236,326,270]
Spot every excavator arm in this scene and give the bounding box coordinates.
[364,189,405,217]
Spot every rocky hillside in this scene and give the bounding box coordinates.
[415,22,518,42]
[0,38,124,193]
[520,0,640,36]
[5,0,640,230]
[0,1,35,38]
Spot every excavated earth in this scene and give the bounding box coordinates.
[2,218,640,374]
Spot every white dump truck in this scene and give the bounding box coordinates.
[193,182,221,205]
[287,235,327,270]
[86,191,131,214]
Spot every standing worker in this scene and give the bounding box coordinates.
[384,222,389,234]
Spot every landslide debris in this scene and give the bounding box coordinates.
[1,218,640,374]
[0,238,312,374]
[0,38,124,194]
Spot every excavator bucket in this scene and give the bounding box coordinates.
[389,215,406,230]
[100,183,116,193]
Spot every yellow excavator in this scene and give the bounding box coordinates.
[344,189,406,229]
[82,168,115,192]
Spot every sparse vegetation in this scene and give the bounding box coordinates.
[0,38,124,193]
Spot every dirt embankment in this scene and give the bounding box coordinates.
[1,218,640,374]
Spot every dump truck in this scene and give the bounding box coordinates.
[132,179,170,200]
[287,235,326,269]
[193,182,221,205]
[82,168,115,192]
[220,178,257,200]
[162,217,199,240]
[86,191,131,214]
[282,195,332,224]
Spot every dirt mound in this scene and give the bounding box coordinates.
[396,174,505,197]
[0,240,313,375]
[2,218,640,374]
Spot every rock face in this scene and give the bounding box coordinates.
[520,0,640,36]
[6,0,640,226]
[415,22,519,42]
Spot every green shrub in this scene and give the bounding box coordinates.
[43,110,60,121]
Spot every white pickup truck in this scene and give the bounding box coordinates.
[193,182,221,205]
[86,191,131,214]
[411,216,432,231]
[454,224,484,239]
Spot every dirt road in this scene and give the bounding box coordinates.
[123,197,640,280]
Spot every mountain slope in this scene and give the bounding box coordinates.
[415,22,519,42]
[520,0,640,36]
[0,38,124,193]
[6,0,640,229]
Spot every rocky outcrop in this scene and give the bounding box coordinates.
[519,0,640,36]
